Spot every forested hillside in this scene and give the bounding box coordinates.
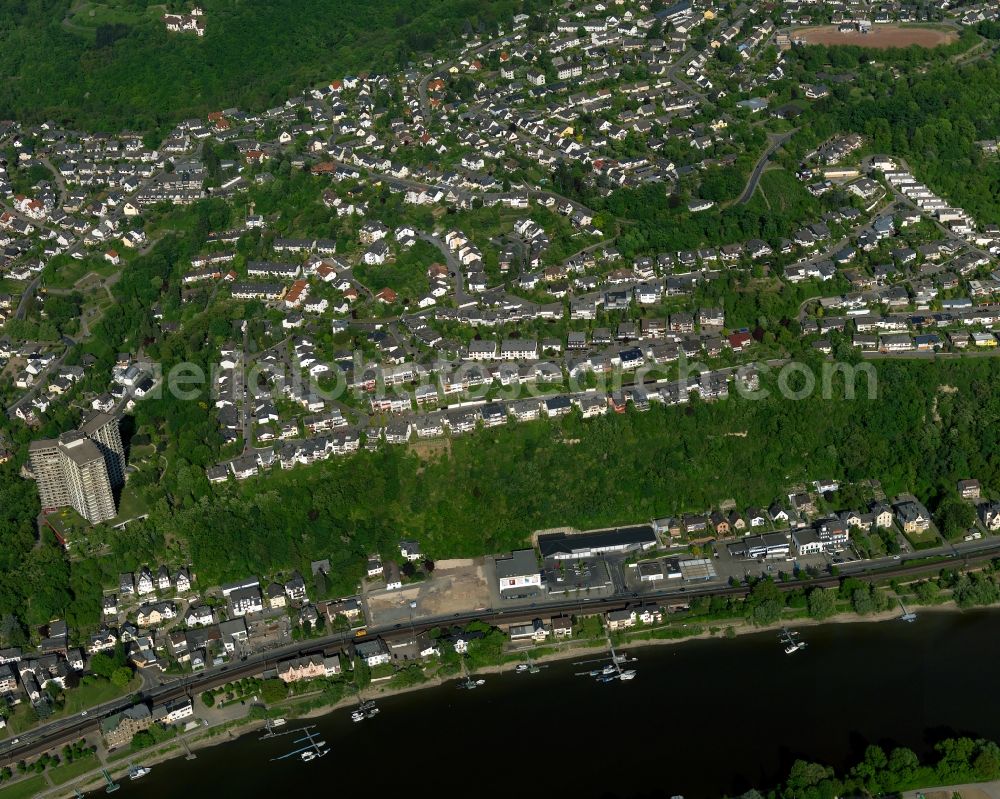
[5,353,998,638]
[0,0,522,134]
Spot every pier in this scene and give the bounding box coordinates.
[269,725,330,763]
[574,638,637,681]
[101,768,119,793]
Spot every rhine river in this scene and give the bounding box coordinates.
[103,610,1000,798]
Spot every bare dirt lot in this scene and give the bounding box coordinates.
[791,24,958,49]
[366,559,491,626]
[408,437,451,463]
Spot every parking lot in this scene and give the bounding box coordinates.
[542,557,616,597]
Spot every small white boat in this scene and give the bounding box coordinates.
[618,670,636,681]
[128,765,151,780]
[365,707,380,718]
[351,710,365,723]
[600,664,617,676]
[515,664,529,673]
[301,751,316,762]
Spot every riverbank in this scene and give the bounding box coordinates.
[37,605,1000,799]
[16,601,967,798]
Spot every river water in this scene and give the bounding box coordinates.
[103,610,1000,798]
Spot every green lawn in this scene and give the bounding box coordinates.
[43,255,121,291]
[129,443,156,461]
[59,675,135,716]
[4,704,39,736]
[110,484,152,524]
[44,508,92,547]
[758,168,821,217]
[49,754,99,785]
[66,0,159,31]
[903,524,941,549]
[0,774,47,799]
[0,278,26,297]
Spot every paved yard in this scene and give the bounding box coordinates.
[904,781,1000,799]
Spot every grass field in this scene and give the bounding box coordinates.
[0,278,27,297]
[44,255,121,291]
[757,168,821,217]
[59,675,135,716]
[903,525,942,548]
[110,484,152,525]
[49,755,99,785]
[0,774,47,799]
[63,0,164,38]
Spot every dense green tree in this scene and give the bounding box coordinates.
[807,587,836,620]
[746,578,784,626]
[935,498,976,541]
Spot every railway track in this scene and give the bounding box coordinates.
[2,545,995,765]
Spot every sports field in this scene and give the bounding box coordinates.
[791,24,958,49]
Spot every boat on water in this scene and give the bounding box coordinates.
[353,698,379,721]
[301,751,317,762]
[600,663,617,676]
[128,765,151,780]
[780,628,806,654]
[515,663,529,673]
[596,673,617,683]
[618,669,637,681]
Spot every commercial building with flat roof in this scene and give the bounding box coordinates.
[678,558,718,582]
[538,525,658,560]
[727,533,790,560]
[495,549,542,594]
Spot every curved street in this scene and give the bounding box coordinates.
[736,130,796,206]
